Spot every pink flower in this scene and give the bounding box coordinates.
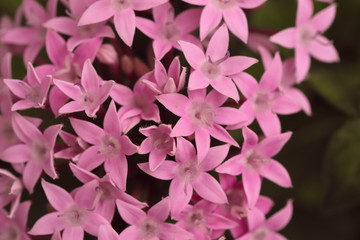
[0,113,62,193]
[54,130,88,162]
[78,0,168,46]
[142,57,186,94]
[270,0,339,81]
[157,88,243,161]
[139,137,229,217]
[4,62,52,111]
[117,197,193,240]
[70,100,137,190]
[237,200,293,240]
[179,24,257,102]
[28,179,109,239]
[0,201,31,240]
[0,168,23,218]
[136,2,201,59]
[54,59,114,118]
[174,199,237,240]
[138,124,175,171]
[182,0,267,41]
[216,127,292,208]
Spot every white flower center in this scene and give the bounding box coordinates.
[60,205,87,227]
[243,148,270,172]
[297,25,316,48]
[177,160,200,184]
[31,140,50,163]
[111,0,132,11]
[188,100,216,128]
[81,91,99,109]
[138,218,159,239]
[185,209,205,228]
[200,61,222,80]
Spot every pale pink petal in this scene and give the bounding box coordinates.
[216,155,244,176]
[110,83,133,106]
[296,0,313,26]
[159,223,193,239]
[295,46,311,82]
[1,144,30,163]
[205,89,228,108]
[149,150,167,171]
[268,232,287,240]
[195,128,210,162]
[211,76,239,101]
[272,91,303,115]
[205,213,237,229]
[255,196,274,214]
[73,38,102,65]
[1,52,12,78]
[308,36,339,63]
[206,24,229,61]
[148,197,170,222]
[62,227,83,240]
[175,8,202,33]
[242,171,261,208]
[116,200,145,225]
[114,10,135,46]
[11,100,38,111]
[193,172,228,203]
[199,5,222,40]
[247,208,266,231]
[24,43,44,65]
[118,226,139,240]
[69,163,98,183]
[105,155,128,190]
[132,0,168,11]
[49,87,69,117]
[258,160,292,188]
[153,41,172,60]
[28,212,65,235]
[171,119,195,138]
[156,93,190,116]
[221,56,258,76]
[188,70,209,90]
[104,101,121,135]
[270,28,297,49]
[78,0,114,26]
[238,0,267,9]
[266,200,293,231]
[12,113,43,143]
[41,179,74,211]
[169,178,193,217]
[178,40,206,69]
[200,144,230,172]
[119,135,137,156]
[175,137,197,163]
[70,117,103,144]
[224,7,248,43]
[53,79,83,100]
[277,88,311,115]
[44,124,62,149]
[58,101,85,115]
[214,107,247,125]
[42,154,58,179]
[46,30,68,66]
[138,138,153,154]
[208,124,239,147]
[259,52,282,92]
[98,224,119,240]
[82,212,109,236]
[4,79,30,99]
[78,146,105,170]
[136,17,157,39]
[1,27,36,45]
[232,72,258,99]
[82,59,99,91]
[256,110,281,136]
[44,17,77,35]
[138,161,177,180]
[242,126,259,151]
[311,3,337,32]
[152,2,171,24]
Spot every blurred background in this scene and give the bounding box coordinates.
[1,0,360,239]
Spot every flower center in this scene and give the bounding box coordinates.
[297,25,316,48]
[226,188,247,219]
[177,160,200,184]
[0,223,21,240]
[185,209,205,228]
[251,227,269,240]
[81,91,99,109]
[151,129,172,151]
[160,22,180,43]
[111,0,132,11]
[26,85,44,106]
[210,0,237,9]
[251,90,271,113]
[31,140,50,163]
[98,135,121,158]
[60,205,87,227]
[243,149,270,172]
[138,218,159,239]
[200,61,222,80]
[188,100,216,128]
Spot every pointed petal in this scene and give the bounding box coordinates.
[118,226,139,240]
[208,124,239,147]
[216,155,244,176]
[242,171,261,208]
[205,89,228,108]
[178,40,205,69]
[295,46,311,82]
[221,56,258,76]
[200,144,230,172]
[195,128,210,162]
[308,36,339,63]
[62,227,84,240]
[4,79,30,99]
[188,70,209,90]
[242,126,259,151]
[44,124,62,148]
[153,41,172,60]
[311,4,336,32]
[58,101,85,115]
[258,160,292,188]
[70,117,103,144]
[23,162,42,193]
[12,112,42,143]
[270,28,297,49]
[41,179,74,211]
[46,30,68,66]
[296,0,313,26]
[83,212,109,236]
[206,24,229,61]
[104,101,121,135]
[232,72,258,99]
[138,161,177,180]
[28,212,65,235]
[258,132,292,157]
[44,17,77,35]
[214,107,247,125]
[211,76,239,101]
[105,155,128,190]
[156,93,190,116]
[259,52,282,92]
[136,17,157,39]
[98,224,120,240]
[238,0,267,9]
[266,200,293,231]
[159,223,193,240]
[199,5,222,40]
[175,8,202,33]
[169,178,193,218]
[116,200,145,225]
[224,7,248,43]
[149,150,167,171]
[78,0,114,26]
[110,83,133,106]
[114,10,135,46]
[1,144,30,163]
[175,137,197,163]
[53,79,82,100]
[132,0,168,11]
[69,163,98,183]
[193,172,228,203]
[256,110,281,136]
[82,59,99,91]
[205,213,237,229]
[77,146,105,170]
[148,197,170,222]
[247,208,266,231]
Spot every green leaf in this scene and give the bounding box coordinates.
[325,119,360,190]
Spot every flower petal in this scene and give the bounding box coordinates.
[258,160,292,188]
[41,179,74,211]
[199,5,222,40]
[224,7,248,43]
[193,172,228,204]
[114,10,135,46]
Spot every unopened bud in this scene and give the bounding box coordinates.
[96,44,119,65]
[120,55,134,74]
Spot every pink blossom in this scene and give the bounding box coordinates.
[0,201,31,240]
[69,100,137,190]
[216,127,292,208]
[54,130,88,162]
[270,0,339,81]
[117,197,193,240]
[139,137,229,217]
[78,0,168,46]
[0,53,12,110]
[0,168,23,218]
[4,62,52,111]
[182,0,267,41]
[174,199,237,240]
[237,200,293,240]
[0,113,62,193]
[179,24,257,102]
[138,124,175,171]
[156,88,244,161]
[53,59,114,118]
[136,2,201,59]
[28,179,110,239]
[142,57,186,94]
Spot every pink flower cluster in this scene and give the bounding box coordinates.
[0,0,338,239]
